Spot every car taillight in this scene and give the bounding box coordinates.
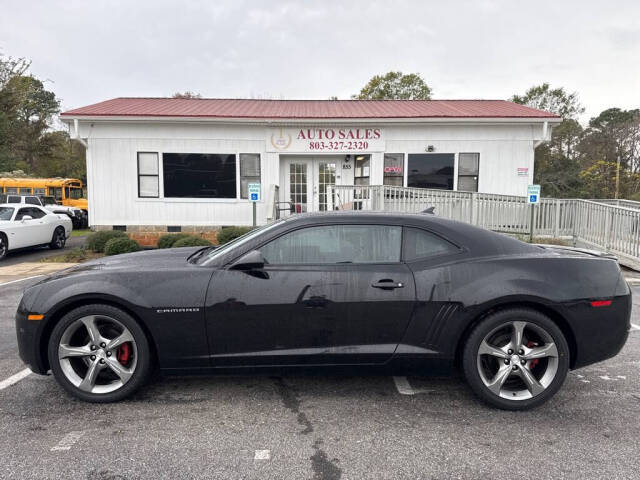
[591,300,612,307]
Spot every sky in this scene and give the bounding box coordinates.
[1,0,639,123]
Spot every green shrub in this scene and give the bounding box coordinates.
[216,226,254,245]
[157,233,192,249]
[172,236,213,248]
[87,230,128,253]
[104,237,142,256]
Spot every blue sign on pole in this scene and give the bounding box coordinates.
[527,185,541,205]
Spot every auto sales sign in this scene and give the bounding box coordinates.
[267,127,385,153]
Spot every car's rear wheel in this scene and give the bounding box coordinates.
[48,304,152,402]
[49,226,66,250]
[462,308,569,410]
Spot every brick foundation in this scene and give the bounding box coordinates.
[92,225,220,248]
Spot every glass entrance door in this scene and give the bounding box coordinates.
[314,161,336,211]
[280,157,339,214]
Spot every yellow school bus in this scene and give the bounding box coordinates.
[0,178,88,211]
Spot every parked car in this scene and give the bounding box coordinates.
[0,204,72,260]
[0,194,87,229]
[16,212,630,409]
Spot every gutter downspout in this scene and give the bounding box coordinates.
[72,119,88,148]
[533,121,549,148]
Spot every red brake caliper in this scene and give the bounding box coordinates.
[117,343,131,366]
[527,341,539,369]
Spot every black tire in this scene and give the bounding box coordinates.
[48,304,153,402]
[49,226,66,250]
[462,308,570,410]
[0,233,7,260]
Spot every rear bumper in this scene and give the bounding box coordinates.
[565,293,631,369]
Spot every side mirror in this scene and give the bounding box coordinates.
[229,250,265,271]
[21,215,33,222]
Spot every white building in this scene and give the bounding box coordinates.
[60,98,559,232]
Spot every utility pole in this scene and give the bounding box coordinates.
[615,154,621,199]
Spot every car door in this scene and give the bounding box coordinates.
[11,207,39,248]
[205,223,416,366]
[25,207,52,244]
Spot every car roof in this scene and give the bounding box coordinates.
[279,211,538,256]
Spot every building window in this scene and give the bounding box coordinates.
[240,154,261,199]
[383,153,404,186]
[163,153,237,198]
[457,153,479,192]
[137,152,159,198]
[354,155,371,185]
[407,154,454,190]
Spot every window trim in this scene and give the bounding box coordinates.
[401,226,463,263]
[137,151,160,198]
[253,223,406,267]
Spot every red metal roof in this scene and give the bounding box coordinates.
[60,98,560,120]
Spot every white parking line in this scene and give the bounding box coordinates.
[0,368,31,391]
[0,275,45,287]
[254,449,271,460]
[51,431,85,451]
[393,376,416,395]
[631,323,640,331]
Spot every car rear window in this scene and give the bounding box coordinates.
[403,227,459,261]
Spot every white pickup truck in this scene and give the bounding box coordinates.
[0,194,88,229]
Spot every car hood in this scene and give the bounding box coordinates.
[43,247,206,281]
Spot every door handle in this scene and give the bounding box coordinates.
[372,279,404,290]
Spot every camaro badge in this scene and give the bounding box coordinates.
[156,307,201,314]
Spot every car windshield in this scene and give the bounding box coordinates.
[0,207,15,221]
[199,220,285,265]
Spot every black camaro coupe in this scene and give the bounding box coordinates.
[16,212,630,409]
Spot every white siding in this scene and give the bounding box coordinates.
[81,121,546,227]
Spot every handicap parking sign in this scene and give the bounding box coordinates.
[527,185,540,204]
[529,194,537,203]
[248,183,261,203]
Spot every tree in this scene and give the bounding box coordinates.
[511,83,586,197]
[352,72,432,100]
[0,53,83,179]
[511,83,584,119]
[172,91,202,99]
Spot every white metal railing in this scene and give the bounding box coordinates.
[327,185,640,270]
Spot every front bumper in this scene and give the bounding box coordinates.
[15,298,48,375]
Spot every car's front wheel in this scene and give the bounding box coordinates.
[462,308,570,410]
[49,226,66,250]
[48,304,152,402]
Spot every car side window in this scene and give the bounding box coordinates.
[260,225,402,265]
[25,196,39,205]
[28,207,46,219]
[7,195,20,203]
[15,207,32,221]
[403,227,460,261]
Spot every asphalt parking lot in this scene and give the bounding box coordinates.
[1,278,640,479]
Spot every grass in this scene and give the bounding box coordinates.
[70,229,92,237]
[39,247,104,263]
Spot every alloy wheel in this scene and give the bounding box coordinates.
[476,320,559,401]
[57,315,137,394]
[55,228,65,248]
[0,236,6,258]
